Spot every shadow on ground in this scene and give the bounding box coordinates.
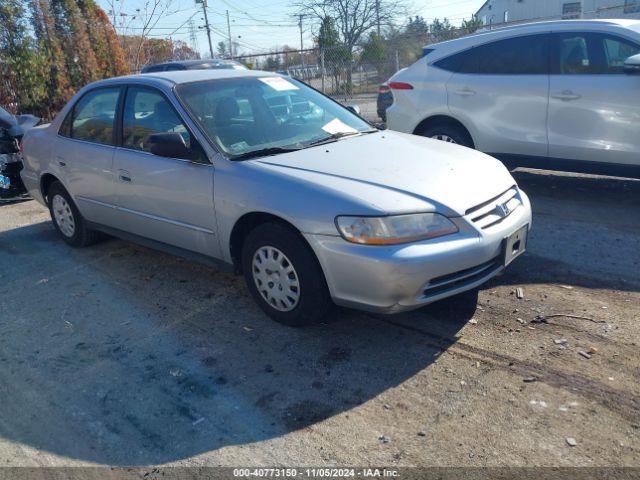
[0,220,475,465]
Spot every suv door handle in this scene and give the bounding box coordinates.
[552,90,582,101]
[118,169,132,182]
[455,87,476,97]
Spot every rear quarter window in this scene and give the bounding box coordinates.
[422,47,435,58]
[433,48,477,73]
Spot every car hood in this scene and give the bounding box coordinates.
[253,131,515,216]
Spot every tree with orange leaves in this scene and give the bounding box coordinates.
[50,0,100,87]
[77,0,128,78]
[29,0,73,113]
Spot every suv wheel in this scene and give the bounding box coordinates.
[241,222,332,326]
[47,182,100,247]
[419,124,473,148]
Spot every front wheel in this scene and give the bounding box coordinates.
[241,222,332,326]
[418,124,473,148]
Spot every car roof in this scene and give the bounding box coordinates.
[426,18,640,52]
[141,58,246,70]
[154,59,240,66]
[91,69,279,89]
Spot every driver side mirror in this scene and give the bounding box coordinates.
[624,53,640,75]
[346,105,361,116]
[148,132,203,162]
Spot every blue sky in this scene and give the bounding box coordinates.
[97,0,486,57]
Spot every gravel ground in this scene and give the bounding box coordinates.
[0,169,638,467]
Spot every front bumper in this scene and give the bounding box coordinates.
[305,190,532,314]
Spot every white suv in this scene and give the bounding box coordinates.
[385,19,640,178]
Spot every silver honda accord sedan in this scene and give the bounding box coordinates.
[21,69,532,326]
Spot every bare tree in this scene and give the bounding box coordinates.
[299,0,406,93]
[105,0,175,71]
[298,0,407,51]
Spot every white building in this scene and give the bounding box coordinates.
[476,0,640,27]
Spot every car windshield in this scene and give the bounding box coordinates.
[176,76,375,159]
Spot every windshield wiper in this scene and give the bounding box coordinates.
[303,131,362,148]
[232,146,302,160]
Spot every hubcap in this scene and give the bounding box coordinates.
[431,134,457,144]
[252,246,300,312]
[52,194,76,238]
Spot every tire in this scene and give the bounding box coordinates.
[47,181,100,247]
[241,222,332,326]
[418,123,473,148]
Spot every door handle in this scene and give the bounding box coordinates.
[551,90,582,101]
[118,169,132,183]
[455,87,476,97]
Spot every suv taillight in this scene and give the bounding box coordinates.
[389,82,413,90]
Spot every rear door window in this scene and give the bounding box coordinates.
[68,87,121,145]
[475,34,549,74]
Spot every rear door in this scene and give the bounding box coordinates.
[54,86,122,225]
[444,34,550,158]
[548,31,640,166]
[111,85,220,257]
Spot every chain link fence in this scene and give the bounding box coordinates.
[230,39,434,101]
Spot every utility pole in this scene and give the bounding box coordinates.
[298,14,305,68]
[197,0,214,59]
[375,0,380,36]
[226,10,233,58]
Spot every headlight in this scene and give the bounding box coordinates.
[335,213,458,245]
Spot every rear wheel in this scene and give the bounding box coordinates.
[241,222,332,326]
[47,181,100,247]
[418,123,473,148]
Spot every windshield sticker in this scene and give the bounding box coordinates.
[229,141,250,154]
[258,77,299,91]
[321,118,358,135]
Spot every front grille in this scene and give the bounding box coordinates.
[423,256,502,298]
[466,186,521,230]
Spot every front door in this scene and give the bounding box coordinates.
[446,33,550,158]
[112,86,219,257]
[548,31,640,166]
